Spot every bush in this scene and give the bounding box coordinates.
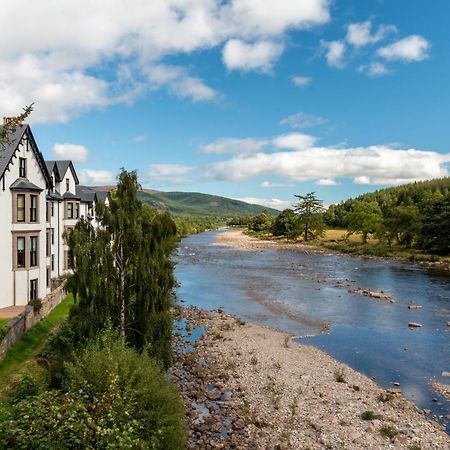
[1,329,186,449]
[361,410,377,421]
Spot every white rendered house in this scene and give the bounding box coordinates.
[0,121,109,309]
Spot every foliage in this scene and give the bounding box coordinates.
[66,170,177,369]
[294,192,325,241]
[0,104,33,149]
[248,209,271,232]
[28,298,43,313]
[1,329,186,449]
[175,216,225,237]
[346,201,383,244]
[271,209,297,237]
[378,205,421,247]
[417,194,450,255]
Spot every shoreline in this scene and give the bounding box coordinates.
[212,229,450,271]
[174,306,449,449]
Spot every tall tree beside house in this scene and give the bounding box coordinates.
[66,170,177,368]
[294,192,325,241]
[0,105,34,148]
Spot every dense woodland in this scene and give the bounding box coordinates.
[242,178,450,256]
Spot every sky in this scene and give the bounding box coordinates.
[1,0,450,210]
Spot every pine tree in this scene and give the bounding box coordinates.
[293,192,325,241]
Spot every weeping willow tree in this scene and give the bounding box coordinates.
[66,170,177,367]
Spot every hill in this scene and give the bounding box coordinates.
[137,191,279,217]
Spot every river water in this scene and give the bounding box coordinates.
[173,229,450,431]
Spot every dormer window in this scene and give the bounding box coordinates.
[19,158,26,178]
[66,178,70,192]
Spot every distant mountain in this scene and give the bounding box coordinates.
[137,190,279,217]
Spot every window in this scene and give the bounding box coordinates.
[66,178,70,192]
[17,237,25,268]
[46,231,50,257]
[51,228,55,245]
[17,194,25,222]
[51,201,54,217]
[67,202,74,219]
[76,203,80,219]
[30,279,38,300]
[30,236,38,267]
[46,201,50,222]
[46,268,50,288]
[51,254,55,271]
[30,195,38,222]
[88,203,93,216]
[19,158,26,178]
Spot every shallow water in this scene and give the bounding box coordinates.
[173,229,450,431]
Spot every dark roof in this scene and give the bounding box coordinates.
[62,191,80,200]
[95,190,109,203]
[0,125,52,187]
[10,178,43,192]
[47,190,63,201]
[45,160,79,184]
[76,185,96,203]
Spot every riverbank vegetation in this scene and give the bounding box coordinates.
[240,178,450,260]
[0,170,187,448]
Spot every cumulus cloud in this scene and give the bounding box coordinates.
[315,178,340,186]
[279,112,327,129]
[292,75,312,87]
[201,138,268,154]
[143,163,195,185]
[346,21,396,47]
[0,0,330,122]
[205,144,450,186]
[377,35,430,62]
[272,133,317,150]
[146,64,217,102]
[260,181,288,188]
[222,39,284,73]
[358,61,390,78]
[78,169,115,185]
[235,197,293,211]
[321,40,346,68]
[52,143,89,163]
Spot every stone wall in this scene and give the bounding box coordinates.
[0,282,67,359]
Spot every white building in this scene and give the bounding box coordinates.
[0,121,109,309]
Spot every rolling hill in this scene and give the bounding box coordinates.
[136,191,279,217]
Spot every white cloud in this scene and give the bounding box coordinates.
[359,61,390,77]
[201,138,268,154]
[280,112,327,129]
[321,40,346,68]
[346,21,396,47]
[143,163,194,185]
[377,35,430,62]
[222,39,284,73]
[146,64,217,102]
[235,197,293,211]
[0,0,330,122]
[260,181,287,188]
[292,75,312,87]
[132,135,147,143]
[206,143,450,186]
[52,143,89,163]
[79,169,115,185]
[272,133,317,150]
[315,178,339,186]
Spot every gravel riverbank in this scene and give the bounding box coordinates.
[173,306,449,449]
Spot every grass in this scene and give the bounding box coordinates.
[0,318,10,329]
[0,293,73,393]
[379,424,399,439]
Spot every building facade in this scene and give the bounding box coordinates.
[0,122,109,309]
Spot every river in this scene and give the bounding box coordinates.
[173,229,450,432]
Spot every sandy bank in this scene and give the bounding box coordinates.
[174,307,449,449]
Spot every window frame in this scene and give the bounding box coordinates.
[30,236,38,267]
[17,236,25,268]
[66,178,70,192]
[30,279,38,301]
[19,157,26,178]
[30,195,38,222]
[17,194,25,222]
[67,202,74,219]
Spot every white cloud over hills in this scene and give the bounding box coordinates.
[52,143,89,163]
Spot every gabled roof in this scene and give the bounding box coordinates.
[95,190,110,203]
[10,178,43,192]
[45,160,79,184]
[0,125,51,187]
[62,191,80,200]
[76,185,96,203]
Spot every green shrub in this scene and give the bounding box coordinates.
[379,424,399,439]
[361,410,377,421]
[1,329,186,449]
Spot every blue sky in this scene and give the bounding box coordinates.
[2,0,450,209]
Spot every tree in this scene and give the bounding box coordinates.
[0,104,34,149]
[417,194,450,255]
[67,170,177,367]
[271,209,297,237]
[248,209,271,232]
[346,201,383,244]
[380,205,421,247]
[293,192,325,241]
